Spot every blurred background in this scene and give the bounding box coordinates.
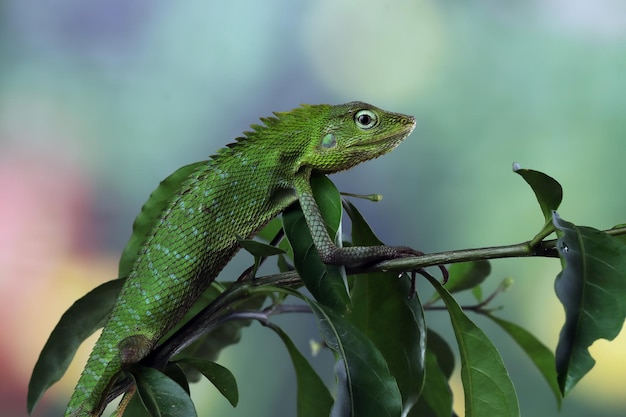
[2,1,625,416]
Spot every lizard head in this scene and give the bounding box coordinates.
[296,101,416,174]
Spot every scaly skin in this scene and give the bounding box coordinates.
[65,102,416,416]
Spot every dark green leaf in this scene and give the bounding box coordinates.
[426,329,455,380]
[553,213,626,395]
[410,350,453,417]
[163,363,190,395]
[277,253,293,273]
[425,275,520,417]
[513,166,562,243]
[310,175,343,240]
[487,315,561,408]
[308,301,402,417]
[126,392,153,417]
[611,228,626,246]
[344,200,426,413]
[427,261,491,304]
[131,366,197,417]
[27,278,123,413]
[237,237,286,257]
[270,325,333,417]
[283,176,350,312]
[119,162,206,278]
[175,358,238,407]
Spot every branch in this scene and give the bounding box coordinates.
[357,225,626,273]
[102,225,626,410]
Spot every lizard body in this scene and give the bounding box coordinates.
[65,102,416,416]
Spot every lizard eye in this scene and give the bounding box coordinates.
[354,110,379,129]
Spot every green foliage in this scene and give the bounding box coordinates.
[130,366,197,417]
[427,276,519,417]
[29,167,626,416]
[282,176,351,313]
[309,302,402,417]
[174,359,238,406]
[344,200,427,414]
[486,315,562,408]
[552,214,626,395]
[513,165,563,244]
[27,279,123,413]
[268,325,333,417]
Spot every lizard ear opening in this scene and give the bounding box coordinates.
[321,133,337,149]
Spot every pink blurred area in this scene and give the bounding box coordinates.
[0,104,118,415]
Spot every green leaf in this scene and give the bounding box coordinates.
[119,162,206,278]
[131,365,197,417]
[282,176,350,312]
[425,275,520,417]
[308,301,402,417]
[471,286,483,302]
[427,261,491,304]
[425,329,455,380]
[487,315,561,408]
[270,325,333,417]
[163,363,190,395]
[610,224,626,246]
[175,358,238,407]
[553,213,626,395]
[344,200,426,413]
[409,350,453,417]
[27,278,124,413]
[513,166,563,243]
[237,238,286,258]
[126,393,153,417]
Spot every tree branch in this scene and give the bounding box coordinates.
[356,225,626,273]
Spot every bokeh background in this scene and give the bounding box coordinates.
[2,1,625,416]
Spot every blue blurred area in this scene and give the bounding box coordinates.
[2,1,625,416]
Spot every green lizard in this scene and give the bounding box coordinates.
[65,101,419,416]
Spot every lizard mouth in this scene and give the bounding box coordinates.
[350,128,413,149]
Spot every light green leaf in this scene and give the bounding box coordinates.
[487,315,561,408]
[553,213,626,395]
[270,325,333,417]
[27,278,123,413]
[425,275,520,417]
